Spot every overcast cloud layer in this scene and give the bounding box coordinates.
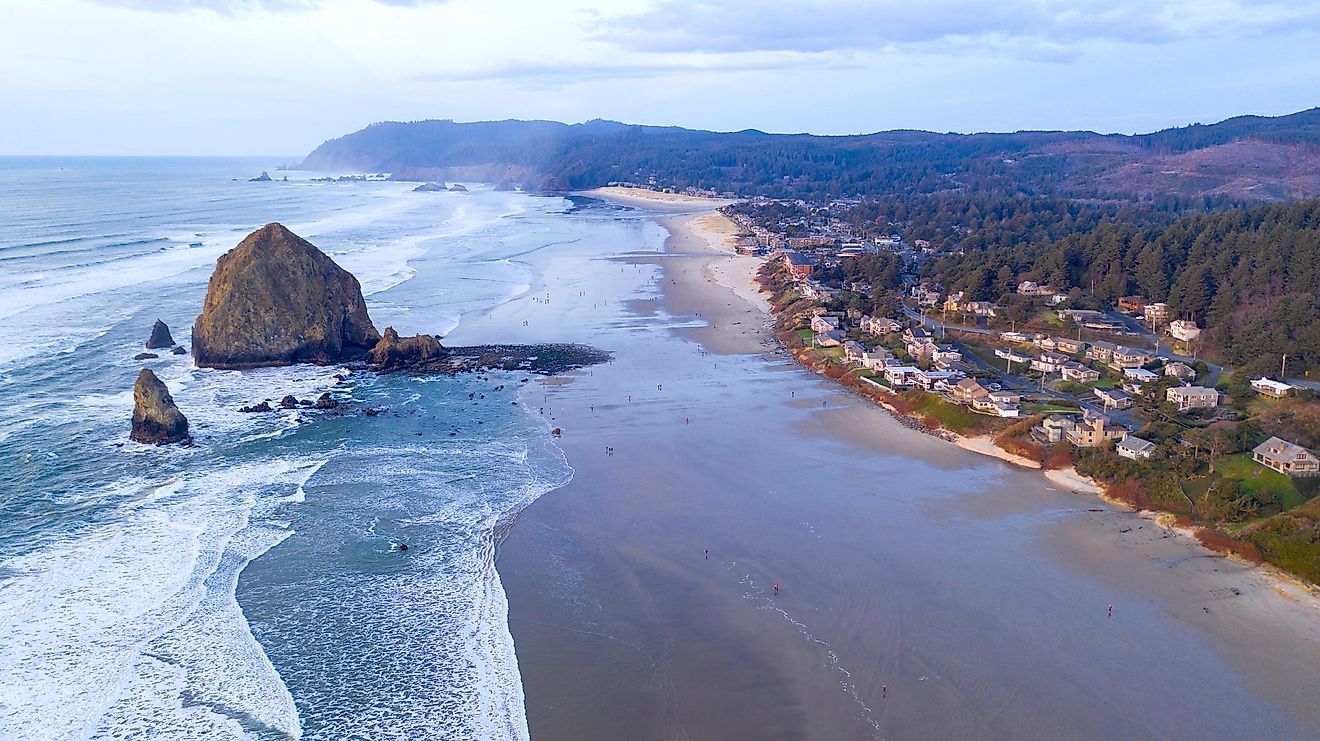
[3,0,1318,154]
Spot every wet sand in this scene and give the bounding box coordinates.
[454,197,1320,740]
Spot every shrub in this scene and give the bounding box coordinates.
[1194,527,1265,563]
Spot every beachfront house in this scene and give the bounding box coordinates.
[810,315,841,334]
[1251,378,1294,399]
[1164,362,1196,381]
[843,340,866,362]
[1067,413,1127,448]
[1095,387,1134,410]
[913,369,959,391]
[1253,437,1320,477]
[784,252,815,279]
[1116,435,1158,460]
[1061,362,1100,383]
[951,378,989,404]
[861,316,902,335]
[1166,385,1220,411]
[1037,415,1076,443]
[884,366,920,388]
[861,348,895,371]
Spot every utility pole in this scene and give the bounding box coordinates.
[1282,353,1288,381]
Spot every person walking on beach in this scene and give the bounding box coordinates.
[773,583,780,595]
[704,548,708,559]
[1108,604,1113,618]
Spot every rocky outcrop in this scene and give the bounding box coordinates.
[314,392,339,409]
[250,171,273,182]
[130,368,190,444]
[413,182,448,192]
[134,352,158,360]
[171,346,188,355]
[239,401,272,413]
[369,327,443,369]
[146,319,175,348]
[448,184,468,192]
[192,223,381,369]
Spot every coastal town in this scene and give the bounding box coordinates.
[730,199,1320,584]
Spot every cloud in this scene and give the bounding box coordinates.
[416,54,861,86]
[593,0,1320,59]
[83,0,446,13]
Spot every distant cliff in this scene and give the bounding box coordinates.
[192,223,380,368]
[299,108,1320,202]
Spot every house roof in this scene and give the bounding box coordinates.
[1168,385,1218,397]
[1096,388,1132,401]
[1252,378,1293,393]
[1254,436,1316,461]
[1119,435,1156,453]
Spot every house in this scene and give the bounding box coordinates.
[994,348,1032,366]
[1143,302,1169,324]
[843,340,866,362]
[1058,309,1108,323]
[810,315,841,334]
[1095,387,1134,410]
[1054,337,1085,355]
[932,346,963,365]
[1166,385,1220,411]
[913,369,958,391]
[1017,280,1042,295]
[1168,320,1201,343]
[1038,415,1078,443]
[1031,352,1071,374]
[1087,340,1118,363]
[942,291,966,313]
[1118,296,1147,314]
[861,349,895,370]
[861,316,902,335]
[1111,346,1154,369]
[814,330,846,347]
[1049,293,1069,305]
[1123,367,1159,384]
[785,252,815,279]
[1117,435,1158,460]
[1164,361,1196,381]
[1061,361,1100,383]
[1251,378,1293,399]
[967,301,998,317]
[905,338,939,363]
[972,390,1020,417]
[884,366,920,388]
[1067,413,1127,447]
[951,378,990,405]
[1253,437,1320,477]
[1001,331,1031,344]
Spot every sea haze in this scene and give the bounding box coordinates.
[0,158,594,739]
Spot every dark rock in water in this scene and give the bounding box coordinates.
[448,184,468,192]
[171,346,188,355]
[239,401,273,413]
[298,399,314,407]
[279,395,300,409]
[134,352,159,360]
[413,182,448,192]
[493,180,516,192]
[250,171,273,182]
[364,407,381,417]
[130,368,190,444]
[550,427,562,437]
[370,327,443,369]
[314,392,339,409]
[192,223,380,369]
[146,319,175,349]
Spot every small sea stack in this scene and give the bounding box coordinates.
[146,319,175,349]
[413,182,447,192]
[370,327,443,369]
[130,368,190,445]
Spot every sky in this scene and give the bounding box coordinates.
[2,0,1318,155]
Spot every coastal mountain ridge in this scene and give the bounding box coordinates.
[301,108,1320,202]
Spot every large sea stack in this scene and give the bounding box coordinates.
[192,223,380,368]
[130,368,190,444]
[146,319,175,349]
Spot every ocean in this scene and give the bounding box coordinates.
[0,157,616,739]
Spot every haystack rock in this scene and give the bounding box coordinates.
[369,327,443,369]
[146,319,175,349]
[192,223,380,369]
[130,368,190,444]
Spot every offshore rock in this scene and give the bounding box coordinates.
[448,183,468,192]
[314,392,339,409]
[413,182,448,192]
[130,368,190,444]
[134,352,159,360]
[171,346,188,355]
[369,327,443,369]
[192,223,380,369]
[239,401,273,413]
[250,171,273,182]
[146,319,175,349]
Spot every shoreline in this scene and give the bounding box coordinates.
[579,185,737,212]
[498,197,1320,739]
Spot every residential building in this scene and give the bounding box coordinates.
[951,378,989,405]
[1054,337,1086,355]
[994,348,1032,366]
[1168,319,1201,342]
[810,315,840,334]
[1037,415,1078,443]
[884,366,920,388]
[1143,302,1170,324]
[861,316,901,335]
[913,369,958,391]
[1123,367,1159,384]
[1251,378,1294,399]
[1118,296,1147,313]
[1166,385,1220,411]
[843,340,865,362]
[1061,362,1100,383]
[861,349,894,371]
[968,301,998,317]
[784,252,815,278]
[814,330,846,347]
[1111,346,1154,369]
[1001,331,1031,344]
[1067,413,1127,448]
[1087,340,1118,363]
[1095,387,1134,410]
[1164,361,1196,381]
[1031,352,1071,374]
[1253,437,1320,477]
[1058,309,1108,323]
[1117,435,1158,460]
[932,346,963,365]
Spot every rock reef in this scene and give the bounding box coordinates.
[192,223,381,369]
[370,327,443,369]
[146,319,175,349]
[130,368,190,444]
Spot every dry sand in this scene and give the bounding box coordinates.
[484,198,1320,740]
[582,185,737,211]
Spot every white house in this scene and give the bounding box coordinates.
[861,349,895,370]
[1251,378,1293,399]
[1123,367,1159,384]
[810,315,841,334]
[1117,435,1157,460]
[884,366,920,388]
[1166,385,1220,411]
[1168,319,1201,342]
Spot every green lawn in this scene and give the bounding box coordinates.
[796,328,814,341]
[1217,453,1304,510]
[909,393,986,435]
